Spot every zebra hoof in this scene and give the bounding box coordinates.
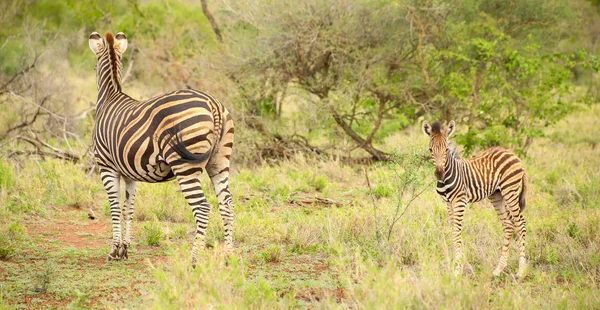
[107,246,121,261]
[118,244,128,260]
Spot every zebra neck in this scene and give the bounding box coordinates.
[96,56,123,107]
[444,152,462,176]
[96,91,129,115]
[96,79,123,108]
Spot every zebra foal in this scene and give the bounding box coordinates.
[88,31,235,266]
[422,121,527,279]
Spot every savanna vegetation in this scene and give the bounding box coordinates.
[1,0,599,308]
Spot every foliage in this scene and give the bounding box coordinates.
[0,221,24,260]
[0,1,599,307]
[438,15,595,155]
[0,108,599,307]
[151,250,282,309]
[223,0,599,157]
[142,220,164,247]
[0,161,14,190]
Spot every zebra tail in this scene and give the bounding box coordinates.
[167,128,212,164]
[519,172,527,212]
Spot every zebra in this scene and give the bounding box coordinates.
[88,31,235,266]
[422,120,527,279]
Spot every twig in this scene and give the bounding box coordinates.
[363,167,381,241]
[0,53,42,94]
[11,133,82,163]
[122,47,136,83]
[288,192,344,208]
[0,96,49,140]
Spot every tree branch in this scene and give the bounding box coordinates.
[10,133,82,163]
[200,0,223,43]
[0,96,49,140]
[0,53,41,95]
[328,105,390,161]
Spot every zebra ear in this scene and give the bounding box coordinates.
[447,120,455,137]
[114,32,128,55]
[422,121,432,137]
[88,32,103,54]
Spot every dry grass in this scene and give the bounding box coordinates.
[1,108,599,308]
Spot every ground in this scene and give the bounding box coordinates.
[1,108,600,309]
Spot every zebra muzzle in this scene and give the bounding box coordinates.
[435,168,444,180]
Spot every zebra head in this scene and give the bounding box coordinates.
[422,120,455,181]
[88,31,128,93]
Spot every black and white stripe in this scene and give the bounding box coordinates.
[89,31,235,265]
[423,120,527,279]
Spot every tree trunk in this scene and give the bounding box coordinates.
[328,106,390,161]
[200,0,223,43]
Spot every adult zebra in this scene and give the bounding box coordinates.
[422,121,527,279]
[88,31,235,266]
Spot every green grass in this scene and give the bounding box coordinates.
[0,108,599,308]
[141,220,164,247]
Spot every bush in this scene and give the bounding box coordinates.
[0,221,25,260]
[142,221,163,247]
[372,185,393,199]
[257,245,284,264]
[0,160,14,190]
[308,175,328,192]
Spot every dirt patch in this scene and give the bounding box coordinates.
[75,256,107,269]
[27,218,109,250]
[21,294,72,310]
[295,287,346,303]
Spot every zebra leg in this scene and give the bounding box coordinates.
[445,202,453,217]
[489,192,513,277]
[503,189,527,280]
[100,168,123,261]
[175,173,211,267]
[207,164,234,254]
[513,213,527,279]
[120,177,137,260]
[450,201,466,275]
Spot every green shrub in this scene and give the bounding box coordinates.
[0,160,14,190]
[142,221,163,247]
[0,237,15,260]
[372,184,393,199]
[257,245,284,263]
[170,225,188,241]
[151,250,280,309]
[0,221,25,260]
[308,175,328,192]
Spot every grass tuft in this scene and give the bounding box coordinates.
[142,220,164,247]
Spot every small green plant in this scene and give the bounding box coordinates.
[0,237,15,260]
[0,221,25,260]
[0,160,14,190]
[372,185,393,199]
[567,222,579,239]
[257,245,284,263]
[170,225,188,241]
[66,289,90,309]
[34,261,55,294]
[546,247,559,265]
[308,175,328,192]
[142,221,163,247]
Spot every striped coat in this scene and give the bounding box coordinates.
[89,31,234,265]
[423,120,527,279]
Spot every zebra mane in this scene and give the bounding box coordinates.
[104,31,122,93]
